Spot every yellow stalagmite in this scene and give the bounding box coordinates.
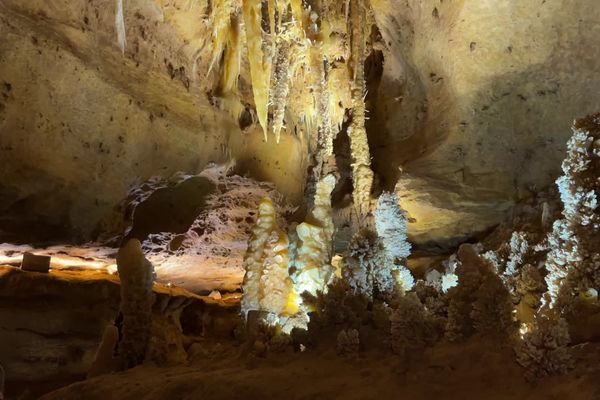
[259,228,296,315]
[242,0,272,140]
[241,197,277,317]
[241,197,298,318]
[348,0,374,216]
[306,174,337,250]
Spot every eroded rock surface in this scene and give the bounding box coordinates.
[1,0,599,249]
[0,266,238,386]
[370,0,600,248]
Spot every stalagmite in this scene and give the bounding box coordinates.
[348,0,374,216]
[544,114,600,309]
[374,192,414,294]
[292,174,337,297]
[294,222,334,297]
[241,197,298,318]
[241,197,278,317]
[87,325,120,378]
[116,239,155,369]
[306,174,337,251]
[0,363,4,400]
[259,229,296,315]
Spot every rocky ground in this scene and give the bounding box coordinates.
[39,336,600,400]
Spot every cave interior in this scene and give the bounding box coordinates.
[1,0,600,399]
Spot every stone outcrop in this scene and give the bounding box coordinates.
[0,265,237,385]
[369,0,600,248]
[116,239,155,369]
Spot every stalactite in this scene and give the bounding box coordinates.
[270,0,293,143]
[242,0,272,140]
[115,0,127,54]
[220,14,244,119]
[315,3,335,159]
[208,0,238,72]
[271,41,291,142]
[348,0,374,217]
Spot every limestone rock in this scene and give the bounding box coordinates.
[20,252,50,273]
[116,239,155,369]
[87,325,119,379]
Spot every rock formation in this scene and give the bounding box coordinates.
[544,114,600,310]
[116,239,155,369]
[87,325,119,378]
[241,197,297,319]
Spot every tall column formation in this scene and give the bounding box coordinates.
[117,239,155,369]
[348,0,374,217]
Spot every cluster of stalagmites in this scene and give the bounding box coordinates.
[240,114,600,380]
[241,175,339,333]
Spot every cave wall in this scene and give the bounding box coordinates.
[1,0,599,249]
[0,0,306,243]
[371,0,600,249]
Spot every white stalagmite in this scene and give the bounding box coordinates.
[293,222,334,296]
[115,0,127,54]
[544,114,600,308]
[259,228,296,316]
[293,174,337,296]
[375,192,412,261]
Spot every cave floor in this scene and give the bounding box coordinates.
[0,243,243,294]
[40,337,600,400]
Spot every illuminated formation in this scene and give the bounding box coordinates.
[242,175,337,326]
[374,192,414,295]
[293,174,337,297]
[241,197,297,318]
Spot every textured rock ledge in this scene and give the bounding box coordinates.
[0,266,239,386]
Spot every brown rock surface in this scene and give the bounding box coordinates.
[0,265,238,386]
